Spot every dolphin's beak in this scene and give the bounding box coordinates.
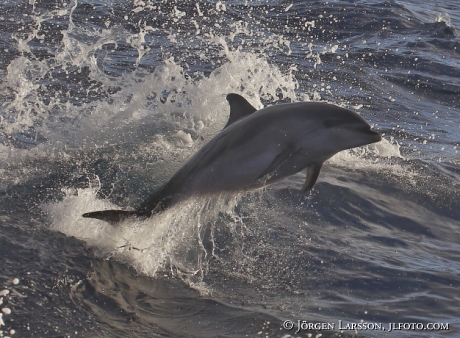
[364,128,382,143]
[355,123,381,143]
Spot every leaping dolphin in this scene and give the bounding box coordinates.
[83,94,381,224]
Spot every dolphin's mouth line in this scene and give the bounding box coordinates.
[350,125,381,140]
[361,128,382,141]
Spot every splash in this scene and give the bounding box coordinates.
[44,187,242,290]
[0,0,300,151]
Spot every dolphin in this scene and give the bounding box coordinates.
[83,93,381,224]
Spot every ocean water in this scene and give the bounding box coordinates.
[0,0,459,337]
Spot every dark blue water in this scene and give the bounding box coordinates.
[1,1,459,337]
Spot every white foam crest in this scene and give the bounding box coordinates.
[365,137,402,158]
[328,137,404,173]
[44,188,240,282]
[326,138,420,192]
[1,57,44,133]
[435,12,452,27]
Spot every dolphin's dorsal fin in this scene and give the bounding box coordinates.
[302,163,323,192]
[224,93,257,128]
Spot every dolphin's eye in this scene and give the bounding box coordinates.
[323,119,343,128]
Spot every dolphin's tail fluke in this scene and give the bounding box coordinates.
[82,210,147,225]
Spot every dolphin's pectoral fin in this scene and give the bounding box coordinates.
[301,163,323,192]
[224,93,258,128]
[82,210,145,225]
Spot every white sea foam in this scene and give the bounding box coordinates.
[329,137,401,168]
[0,7,299,149]
[44,187,240,285]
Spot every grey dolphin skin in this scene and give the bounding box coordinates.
[83,94,381,224]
